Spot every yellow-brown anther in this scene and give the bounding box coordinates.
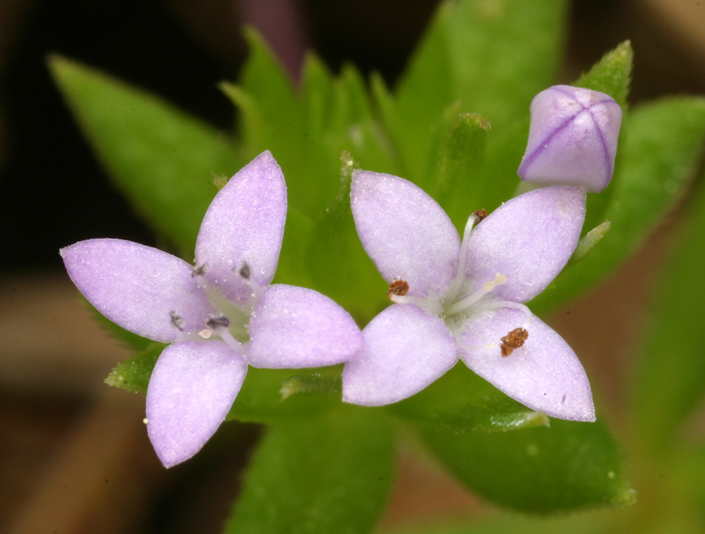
[500,327,528,357]
[387,279,409,301]
[472,209,488,222]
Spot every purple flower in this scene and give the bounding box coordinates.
[518,85,623,193]
[61,151,364,467]
[342,171,595,421]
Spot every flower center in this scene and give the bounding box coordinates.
[176,262,263,356]
[388,212,532,336]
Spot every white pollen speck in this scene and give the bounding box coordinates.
[199,329,212,339]
[143,418,148,424]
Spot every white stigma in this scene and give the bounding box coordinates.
[445,214,480,302]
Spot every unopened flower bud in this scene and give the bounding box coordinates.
[518,85,622,193]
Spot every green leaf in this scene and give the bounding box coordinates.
[575,40,633,108]
[633,175,705,450]
[104,342,166,393]
[49,55,244,258]
[224,407,395,534]
[420,418,635,514]
[568,220,611,266]
[305,151,387,322]
[280,374,341,401]
[106,345,343,421]
[83,297,152,353]
[380,513,609,534]
[471,118,530,214]
[227,33,396,223]
[674,446,705,529]
[227,366,342,424]
[531,97,705,315]
[224,31,318,217]
[436,113,490,228]
[377,0,567,186]
[387,363,549,432]
[273,206,314,288]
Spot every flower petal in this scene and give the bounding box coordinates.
[195,151,287,304]
[146,341,247,467]
[247,284,364,368]
[342,304,458,406]
[464,185,585,303]
[61,239,214,342]
[457,307,594,421]
[518,86,622,193]
[351,170,460,298]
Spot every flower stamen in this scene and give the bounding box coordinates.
[216,326,245,355]
[191,263,208,277]
[446,214,481,301]
[472,209,488,222]
[170,311,184,331]
[238,262,251,280]
[387,279,409,301]
[478,301,533,327]
[206,316,230,329]
[389,293,443,315]
[500,328,529,357]
[446,273,507,315]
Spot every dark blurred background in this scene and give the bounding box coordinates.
[1,1,705,532]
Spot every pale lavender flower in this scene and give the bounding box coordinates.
[518,85,623,193]
[61,151,364,467]
[342,171,595,421]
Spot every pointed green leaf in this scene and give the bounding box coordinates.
[227,367,341,424]
[435,113,490,228]
[674,446,705,528]
[235,27,299,161]
[380,512,609,534]
[305,152,387,321]
[575,40,633,108]
[224,31,318,215]
[106,347,342,420]
[104,342,166,393]
[568,221,611,266]
[387,363,549,432]
[280,374,341,401]
[333,65,398,176]
[633,176,705,450]
[83,297,152,353]
[531,97,705,315]
[224,407,395,534]
[471,118,530,212]
[228,33,396,223]
[420,418,635,514]
[377,0,567,185]
[49,55,243,258]
[272,206,314,288]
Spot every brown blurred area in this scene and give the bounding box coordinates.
[1,1,704,532]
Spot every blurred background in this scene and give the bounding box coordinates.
[1,0,705,532]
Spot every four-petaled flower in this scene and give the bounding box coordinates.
[518,85,623,193]
[61,151,364,467]
[342,171,595,421]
